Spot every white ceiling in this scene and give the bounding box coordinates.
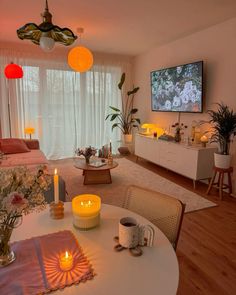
[1,0,236,56]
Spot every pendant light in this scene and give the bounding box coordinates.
[68,28,93,72]
[17,0,77,52]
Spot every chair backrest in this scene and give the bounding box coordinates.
[123,185,185,250]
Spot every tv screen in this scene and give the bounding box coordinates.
[151,61,203,113]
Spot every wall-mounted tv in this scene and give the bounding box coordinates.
[151,61,203,113]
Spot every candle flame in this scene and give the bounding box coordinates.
[54,168,57,175]
[65,251,68,258]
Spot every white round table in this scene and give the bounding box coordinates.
[12,203,179,295]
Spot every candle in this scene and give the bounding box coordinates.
[72,194,101,217]
[72,194,101,229]
[54,168,59,204]
[59,251,73,271]
[109,140,112,153]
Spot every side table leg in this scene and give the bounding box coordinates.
[219,173,223,200]
[206,171,217,195]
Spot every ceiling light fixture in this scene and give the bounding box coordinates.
[16,0,77,52]
[68,28,94,72]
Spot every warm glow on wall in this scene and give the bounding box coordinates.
[68,46,93,72]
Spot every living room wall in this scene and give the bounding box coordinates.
[133,16,236,195]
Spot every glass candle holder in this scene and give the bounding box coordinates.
[59,251,73,271]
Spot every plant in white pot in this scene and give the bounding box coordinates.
[207,103,236,169]
[105,73,140,144]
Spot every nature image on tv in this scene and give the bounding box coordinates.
[151,61,203,112]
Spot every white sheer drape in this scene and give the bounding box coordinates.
[0,47,132,159]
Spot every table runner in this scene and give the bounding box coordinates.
[0,230,94,295]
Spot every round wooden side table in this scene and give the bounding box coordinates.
[206,166,233,200]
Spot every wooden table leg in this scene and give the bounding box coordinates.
[219,173,223,200]
[206,171,217,195]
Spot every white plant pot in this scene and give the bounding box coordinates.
[214,153,231,169]
[123,134,133,144]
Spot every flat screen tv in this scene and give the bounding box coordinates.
[151,61,203,113]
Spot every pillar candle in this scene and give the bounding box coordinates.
[54,168,59,204]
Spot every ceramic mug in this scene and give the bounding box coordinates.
[119,217,155,248]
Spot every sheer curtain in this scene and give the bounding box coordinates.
[0,47,132,159]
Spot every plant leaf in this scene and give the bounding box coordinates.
[111,114,119,121]
[130,108,138,114]
[105,114,111,120]
[118,73,125,90]
[127,87,140,96]
[109,106,120,112]
[112,123,119,131]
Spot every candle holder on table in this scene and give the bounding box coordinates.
[50,201,64,219]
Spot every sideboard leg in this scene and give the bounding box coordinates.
[193,180,196,190]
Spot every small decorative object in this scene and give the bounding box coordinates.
[24,127,35,140]
[59,251,73,271]
[200,135,208,147]
[153,131,157,138]
[172,122,188,143]
[0,166,51,267]
[75,146,97,164]
[72,194,101,230]
[109,140,112,154]
[140,123,156,136]
[49,201,64,219]
[107,151,113,165]
[113,236,147,257]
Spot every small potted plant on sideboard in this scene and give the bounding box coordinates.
[207,103,236,169]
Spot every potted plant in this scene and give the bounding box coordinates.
[105,73,140,144]
[207,103,236,169]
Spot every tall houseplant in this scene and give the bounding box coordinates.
[207,103,236,168]
[105,73,140,143]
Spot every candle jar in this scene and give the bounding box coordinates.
[59,251,73,271]
[72,194,101,230]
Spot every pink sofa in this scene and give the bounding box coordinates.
[0,138,48,168]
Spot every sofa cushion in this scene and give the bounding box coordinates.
[0,138,30,154]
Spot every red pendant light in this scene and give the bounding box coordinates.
[4,63,23,79]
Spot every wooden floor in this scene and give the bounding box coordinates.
[127,155,236,295]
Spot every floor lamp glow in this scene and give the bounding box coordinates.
[4,63,23,137]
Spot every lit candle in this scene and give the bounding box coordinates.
[54,168,59,204]
[72,194,101,217]
[72,194,101,229]
[109,140,112,153]
[59,251,73,271]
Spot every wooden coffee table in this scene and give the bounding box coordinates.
[74,159,118,185]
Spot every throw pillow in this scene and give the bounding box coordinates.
[0,138,30,154]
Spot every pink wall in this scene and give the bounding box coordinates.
[133,17,236,194]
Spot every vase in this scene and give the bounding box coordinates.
[174,131,181,143]
[0,224,16,267]
[85,157,90,164]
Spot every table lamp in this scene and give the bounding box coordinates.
[24,127,35,139]
[141,123,156,135]
[72,194,101,230]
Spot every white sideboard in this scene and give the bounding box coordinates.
[135,134,217,184]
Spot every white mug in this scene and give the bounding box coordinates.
[119,217,155,248]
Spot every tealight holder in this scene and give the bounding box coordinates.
[107,151,113,165]
[59,251,73,271]
[50,201,64,219]
[72,194,101,230]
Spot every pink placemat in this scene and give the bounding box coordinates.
[0,230,95,295]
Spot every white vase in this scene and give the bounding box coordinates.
[214,153,231,169]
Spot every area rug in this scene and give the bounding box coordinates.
[48,158,216,213]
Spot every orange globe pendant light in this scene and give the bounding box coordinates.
[4,63,23,79]
[68,46,93,72]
